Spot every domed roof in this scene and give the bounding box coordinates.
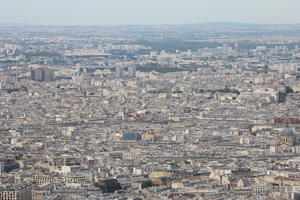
[280,127,295,137]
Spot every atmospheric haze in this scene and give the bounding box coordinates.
[0,0,299,25]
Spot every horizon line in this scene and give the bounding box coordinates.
[0,21,300,27]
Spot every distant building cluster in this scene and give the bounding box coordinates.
[30,65,55,82]
[116,66,136,78]
[0,24,300,199]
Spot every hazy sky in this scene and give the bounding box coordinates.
[0,0,299,25]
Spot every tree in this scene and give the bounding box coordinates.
[141,180,154,189]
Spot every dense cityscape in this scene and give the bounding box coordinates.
[0,23,300,200]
